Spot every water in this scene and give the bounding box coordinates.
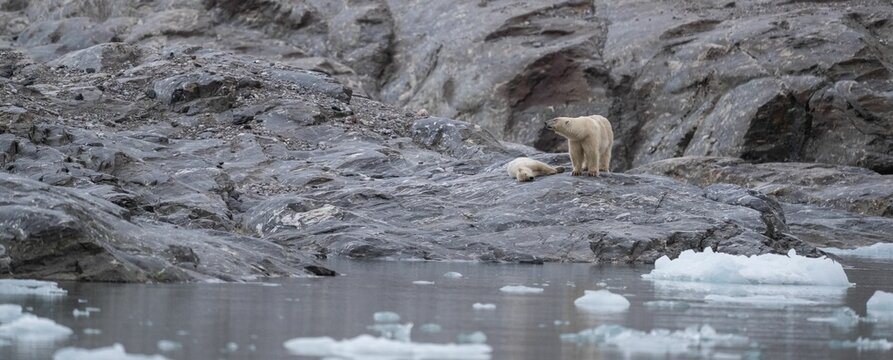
[2,257,892,360]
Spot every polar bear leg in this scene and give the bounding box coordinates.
[582,140,600,177]
[600,145,611,172]
[569,140,585,176]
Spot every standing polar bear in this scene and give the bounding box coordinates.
[506,157,565,182]
[545,115,614,177]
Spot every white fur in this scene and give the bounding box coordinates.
[545,115,614,176]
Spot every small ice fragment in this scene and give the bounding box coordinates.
[704,295,817,305]
[642,248,850,286]
[596,282,607,287]
[248,344,256,352]
[829,338,893,351]
[412,281,435,285]
[53,343,170,360]
[499,286,544,294]
[457,331,487,344]
[807,307,861,327]
[223,342,238,353]
[419,323,442,333]
[176,330,189,336]
[85,307,100,312]
[373,311,401,323]
[368,323,413,342]
[0,314,73,341]
[0,279,67,296]
[157,340,182,352]
[553,320,570,326]
[283,335,492,359]
[443,272,463,279]
[83,328,102,335]
[77,299,87,304]
[472,303,496,310]
[573,290,630,313]
[73,309,90,317]
[867,291,893,320]
[0,304,23,323]
[260,283,281,287]
[643,300,690,311]
[561,324,750,356]
[821,243,893,260]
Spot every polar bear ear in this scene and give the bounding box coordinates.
[564,119,570,126]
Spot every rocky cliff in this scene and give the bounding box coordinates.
[0,0,890,282]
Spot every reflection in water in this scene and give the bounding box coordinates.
[0,258,890,359]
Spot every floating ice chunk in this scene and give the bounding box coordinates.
[53,343,170,360]
[83,328,102,335]
[808,307,861,327]
[442,272,463,279]
[77,299,87,303]
[0,279,67,296]
[457,331,487,344]
[867,291,893,320]
[499,286,544,294]
[829,338,893,351]
[368,323,413,342]
[822,243,893,260]
[419,323,442,333]
[0,304,23,323]
[157,340,182,352]
[73,309,91,317]
[704,295,817,305]
[643,248,850,286]
[561,324,751,356]
[223,342,238,353]
[413,281,435,285]
[0,314,72,341]
[643,300,690,311]
[554,320,570,326]
[472,303,496,310]
[283,335,492,359]
[596,282,607,287]
[374,311,401,323]
[573,290,630,313]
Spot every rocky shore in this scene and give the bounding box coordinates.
[0,0,891,282]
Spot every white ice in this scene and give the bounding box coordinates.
[0,314,73,341]
[368,323,413,342]
[643,248,850,286]
[573,290,630,313]
[283,335,492,359]
[822,243,893,260]
[704,294,817,305]
[157,340,182,352]
[561,324,751,356]
[412,281,435,285]
[499,286,544,294]
[0,279,67,296]
[867,290,893,320]
[0,304,23,323]
[53,344,170,360]
[457,331,487,344]
[373,311,401,323]
[419,323,442,333]
[807,307,861,328]
[442,272,463,279]
[643,300,690,311]
[829,338,893,351]
[472,303,496,310]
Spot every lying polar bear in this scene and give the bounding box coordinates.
[506,157,565,182]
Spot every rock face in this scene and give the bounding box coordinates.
[630,156,893,248]
[0,1,888,282]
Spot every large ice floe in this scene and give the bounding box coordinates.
[283,335,492,359]
[561,324,752,357]
[643,248,850,286]
[0,305,72,343]
[867,291,893,320]
[822,243,893,260]
[573,290,630,313]
[0,279,67,296]
[53,344,170,360]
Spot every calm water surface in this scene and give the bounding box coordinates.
[2,257,892,360]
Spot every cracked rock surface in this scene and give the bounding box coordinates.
[0,0,889,282]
